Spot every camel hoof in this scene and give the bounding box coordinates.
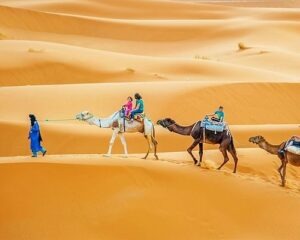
[155,155,159,160]
[122,155,128,158]
[103,154,111,158]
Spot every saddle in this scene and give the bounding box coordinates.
[133,113,145,122]
[200,117,226,133]
[123,113,145,122]
[286,145,300,155]
[284,138,300,155]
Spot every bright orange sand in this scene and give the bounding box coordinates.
[0,0,300,239]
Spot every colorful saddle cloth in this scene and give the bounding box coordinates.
[123,112,145,122]
[133,113,145,122]
[201,117,226,132]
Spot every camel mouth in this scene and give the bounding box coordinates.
[75,114,81,120]
[249,137,259,144]
[156,119,166,128]
[156,118,174,129]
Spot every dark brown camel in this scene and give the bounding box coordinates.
[157,118,238,173]
[249,135,300,187]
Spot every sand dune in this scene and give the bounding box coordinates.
[0,0,300,239]
[195,0,300,8]
[0,40,299,86]
[1,4,300,57]
[0,82,299,123]
[1,153,300,240]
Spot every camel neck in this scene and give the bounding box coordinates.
[170,123,195,136]
[86,117,101,127]
[86,117,111,128]
[258,140,281,155]
[85,112,120,128]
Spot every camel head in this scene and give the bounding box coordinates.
[157,118,176,129]
[249,135,265,144]
[76,111,94,121]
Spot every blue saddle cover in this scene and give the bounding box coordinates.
[292,140,300,147]
[201,117,225,132]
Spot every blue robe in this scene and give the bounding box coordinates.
[29,122,43,153]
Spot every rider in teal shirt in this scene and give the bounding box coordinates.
[136,99,144,112]
[130,93,144,120]
[208,106,224,122]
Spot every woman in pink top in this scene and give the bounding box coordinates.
[123,96,133,117]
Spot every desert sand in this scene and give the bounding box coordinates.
[0,0,300,239]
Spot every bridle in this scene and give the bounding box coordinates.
[81,113,94,121]
[161,121,176,132]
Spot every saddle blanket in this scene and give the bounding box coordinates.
[201,119,225,132]
[134,113,144,122]
[124,113,145,122]
[286,145,300,155]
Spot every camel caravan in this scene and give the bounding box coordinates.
[74,94,300,187]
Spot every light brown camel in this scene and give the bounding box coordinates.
[249,135,300,187]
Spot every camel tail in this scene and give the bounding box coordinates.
[229,138,237,154]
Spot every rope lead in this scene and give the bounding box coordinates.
[44,118,76,122]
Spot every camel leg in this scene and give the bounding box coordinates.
[104,129,118,157]
[187,139,200,164]
[143,135,152,159]
[197,143,203,166]
[281,158,288,187]
[119,133,128,158]
[228,145,238,173]
[217,142,230,170]
[278,160,284,185]
[151,135,159,160]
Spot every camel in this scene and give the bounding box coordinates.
[156,118,238,173]
[76,111,158,159]
[249,135,300,187]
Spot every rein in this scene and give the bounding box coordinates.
[84,115,94,121]
[166,123,176,131]
[44,118,76,122]
[190,121,200,136]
